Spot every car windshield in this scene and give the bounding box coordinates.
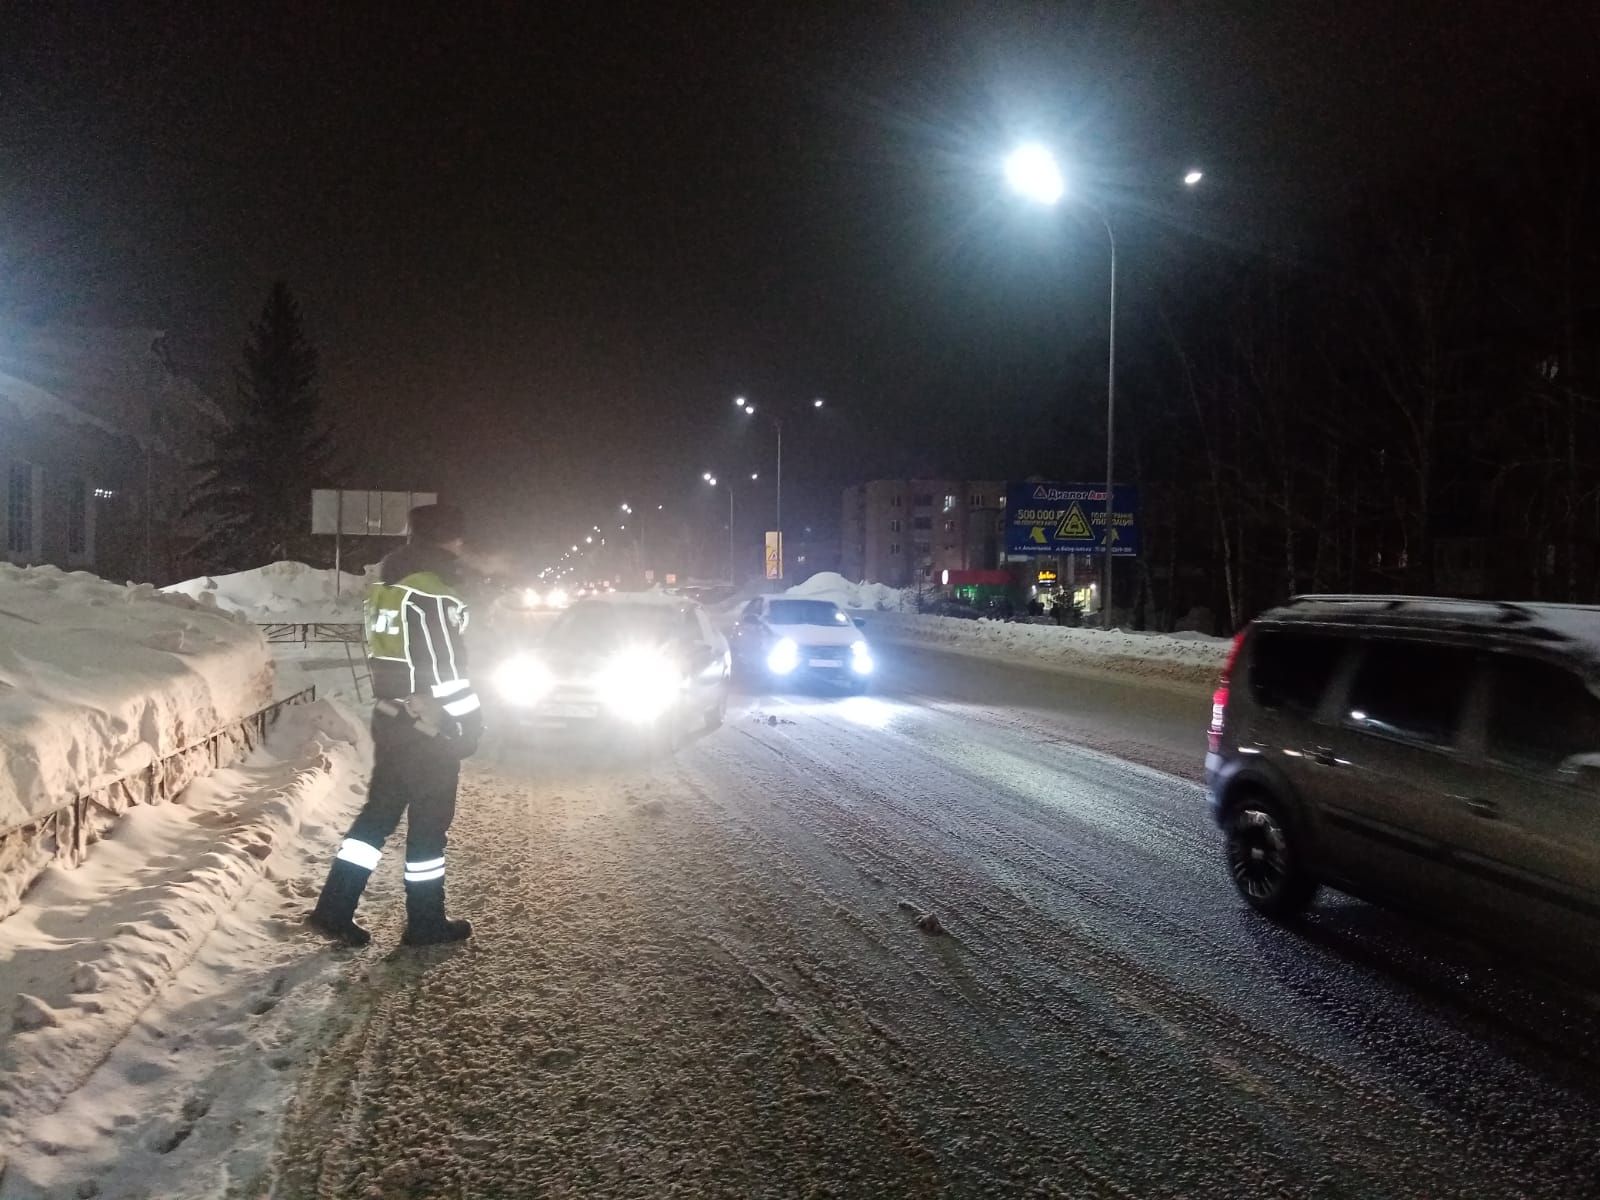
[768,600,850,627]
[545,603,681,649]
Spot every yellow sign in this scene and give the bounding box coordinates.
[1036,570,1057,584]
[764,531,784,581]
[1055,503,1094,542]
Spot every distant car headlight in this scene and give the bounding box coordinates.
[545,587,570,609]
[495,654,554,707]
[767,637,800,675]
[850,640,874,675]
[596,648,686,724]
[520,587,542,608]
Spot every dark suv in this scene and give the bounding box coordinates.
[1206,595,1600,969]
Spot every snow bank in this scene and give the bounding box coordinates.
[0,698,369,1154]
[164,560,366,624]
[783,571,912,612]
[0,565,274,837]
[866,612,1230,689]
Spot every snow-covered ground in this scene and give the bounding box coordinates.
[865,610,1230,689]
[0,699,370,1199]
[0,565,274,837]
[768,572,1227,689]
[782,570,912,612]
[166,563,374,704]
[163,561,366,625]
[0,561,376,1196]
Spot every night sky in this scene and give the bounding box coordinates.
[2,2,1594,557]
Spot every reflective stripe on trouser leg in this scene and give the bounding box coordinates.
[336,838,382,870]
[404,856,446,883]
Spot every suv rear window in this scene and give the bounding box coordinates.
[1345,641,1476,747]
[1487,655,1600,772]
[1248,631,1345,715]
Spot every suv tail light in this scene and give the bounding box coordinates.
[1209,630,1247,754]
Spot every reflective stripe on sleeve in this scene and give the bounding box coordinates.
[405,857,446,873]
[336,838,382,870]
[431,679,470,699]
[404,865,446,883]
[442,693,481,717]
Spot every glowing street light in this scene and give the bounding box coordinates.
[703,470,736,583]
[1183,168,1204,187]
[1004,142,1065,206]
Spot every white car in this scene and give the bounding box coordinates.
[733,597,873,691]
[491,596,731,743]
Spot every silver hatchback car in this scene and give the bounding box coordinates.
[1206,595,1600,972]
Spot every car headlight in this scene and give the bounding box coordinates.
[495,654,554,706]
[596,648,686,724]
[521,587,542,608]
[850,641,874,675]
[766,637,800,675]
[545,587,569,609]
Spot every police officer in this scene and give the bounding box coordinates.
[308,503,482,947]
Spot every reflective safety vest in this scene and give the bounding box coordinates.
[365,569,476,715]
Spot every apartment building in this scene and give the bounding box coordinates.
[840,479,1005,586]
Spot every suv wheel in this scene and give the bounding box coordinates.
[1224,794,1318,919]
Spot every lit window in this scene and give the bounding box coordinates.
[943,494,957,512]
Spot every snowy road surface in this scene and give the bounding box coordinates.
[265,645,1600,1198]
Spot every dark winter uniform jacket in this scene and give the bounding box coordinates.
[364,543,482,753]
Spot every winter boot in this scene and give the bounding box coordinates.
[401,874,473,946]
[306,856,374,947]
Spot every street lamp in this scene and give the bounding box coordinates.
[703,471,737,583]
[733,394,826,577]
[1005,142,1121,627]
[1005,144,1204,626]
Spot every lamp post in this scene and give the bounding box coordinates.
[734,394,824,580]
[703,472,736,583]
[1004,144,1202,628]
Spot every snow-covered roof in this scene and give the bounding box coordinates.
[0,322,229,449]
[0,370,129,440]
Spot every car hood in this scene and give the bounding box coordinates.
[767,623,863,648]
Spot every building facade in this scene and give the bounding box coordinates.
[0,324,227,583]
[840,479,1006,586]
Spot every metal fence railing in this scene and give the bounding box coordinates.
[0,686,318,923]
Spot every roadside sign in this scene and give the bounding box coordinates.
[764,531,783,580]
[665,573,678,586]
[311,489,437,537]
[1004,482,1139,557]
[645,569,656,584]
[311,489,438,595]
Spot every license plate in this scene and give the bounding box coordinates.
[543,702,599,719]
[808,658,841,668]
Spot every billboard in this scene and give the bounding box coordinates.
[311,490,438,537]
[764,531,784,580]
[1004,482,1139,557]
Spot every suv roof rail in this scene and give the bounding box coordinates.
[1286,593,1537,621]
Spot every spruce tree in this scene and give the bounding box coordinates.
[189,282,334,569]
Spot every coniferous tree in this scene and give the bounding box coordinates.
[188,282,334,569]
